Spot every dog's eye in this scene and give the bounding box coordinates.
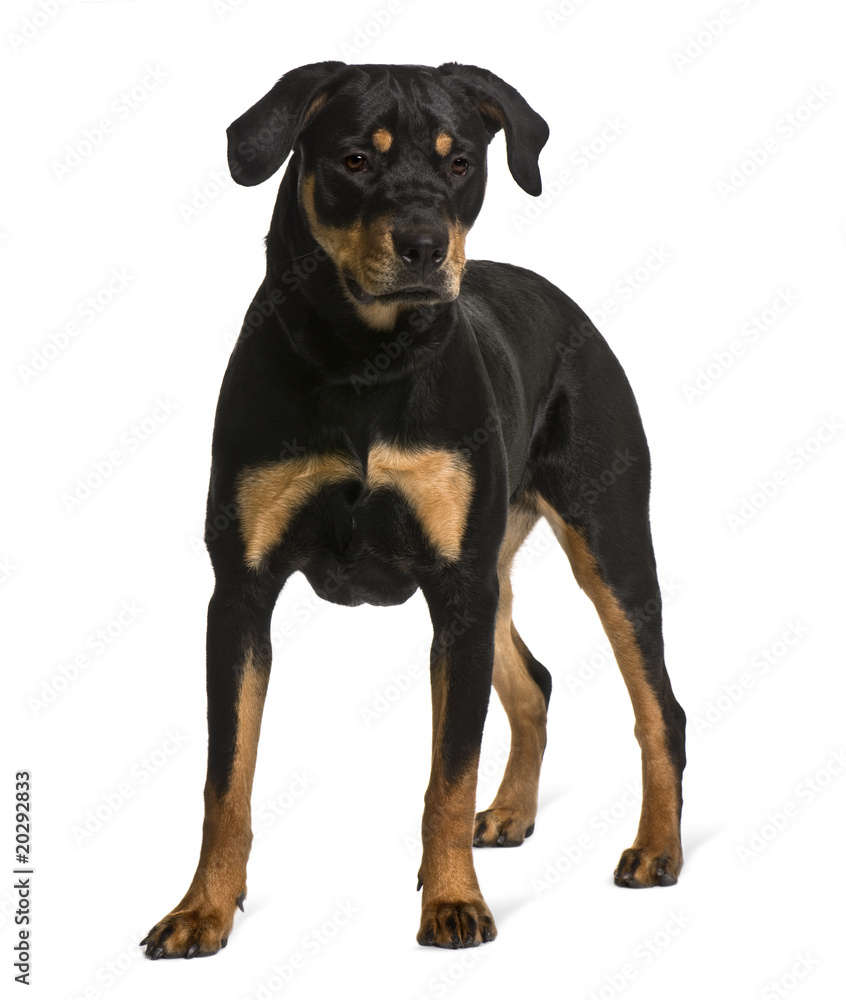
[451,157,470,176]
[344,154,370,172]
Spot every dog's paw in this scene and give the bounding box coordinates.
[473,807,535,847]
[140,896,243,959]
[417,899,497,948]
[614,845,682,888]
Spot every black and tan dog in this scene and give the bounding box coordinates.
[141,61,685,957]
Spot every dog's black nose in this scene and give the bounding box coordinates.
[393,228,448,281]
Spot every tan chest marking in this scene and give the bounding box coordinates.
[236,454,361,569]
[236,445,473,569]
[367,443,473,561]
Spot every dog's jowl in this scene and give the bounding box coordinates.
[141,62,685,957]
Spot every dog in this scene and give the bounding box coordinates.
[141,61,686,957]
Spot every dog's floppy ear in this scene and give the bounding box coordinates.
[438,63,549,197]
[227,61,346,186]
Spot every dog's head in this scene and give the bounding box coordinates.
[227,63,548,330]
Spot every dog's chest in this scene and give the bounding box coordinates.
[235,443,473,570]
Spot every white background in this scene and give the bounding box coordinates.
[3,0,845,997]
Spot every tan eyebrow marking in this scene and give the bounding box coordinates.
[434,132,453,157]
[372,128,393,153]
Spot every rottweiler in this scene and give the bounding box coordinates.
[141,61,686,957]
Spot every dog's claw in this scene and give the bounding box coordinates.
[614,846,681,887]
[417,899,497,947]
[186,942,200,959]
[236,892,246,912]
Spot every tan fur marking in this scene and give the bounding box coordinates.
[303,91,328,127]
[477,100,504,127]
[352,299,402,332]
[442,221,467,301]
[372,128,393,153]
[434,131,453,157]
[418,660,495,944]
[301,173,402,330]
[300,173,467,332]
[237,454,361,568]
[537,498,680,851]
[146,656,270,955]
[192,662,267,893]
[237,445,471,567]
[368,443,473,560]
[301,174,369,270]
[421,761,481,896]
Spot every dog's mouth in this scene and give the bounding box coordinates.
[343,273,441,306]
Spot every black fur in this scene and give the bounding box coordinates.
[142,62,685,958]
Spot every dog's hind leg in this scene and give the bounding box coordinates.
[535,479,686,887]
[473,498,552,848]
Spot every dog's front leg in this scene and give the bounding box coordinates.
[142,575,283,958]
[416,577,498,948]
